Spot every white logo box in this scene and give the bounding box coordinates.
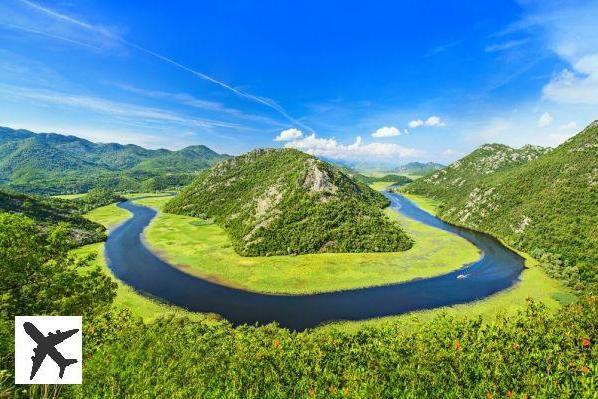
[14,316,82,384]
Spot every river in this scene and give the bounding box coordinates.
[104,192,524,330]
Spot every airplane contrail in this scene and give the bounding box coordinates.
[15,0,313,132]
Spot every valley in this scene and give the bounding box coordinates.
[1,124,594,396]
[2,3,597,395]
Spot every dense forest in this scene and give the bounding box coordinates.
[0,187,123,246]
[403,121,598,288]
[0,126,229,194]
[0,212,596,398]
[165,148,413,256]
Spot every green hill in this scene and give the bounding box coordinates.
[0,126,229,194]
[0,188,122,246]
[393,161,445,176]
[165,148,413,256]
[403,121,598,287]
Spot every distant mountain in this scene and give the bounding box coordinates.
[392,162,445,176]
[403,122,598,287]
[0,126,230,194]
[165,148,413,256]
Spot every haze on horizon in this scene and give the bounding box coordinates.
[0,0,597,165]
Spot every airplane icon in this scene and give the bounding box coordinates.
[23,322,79,380]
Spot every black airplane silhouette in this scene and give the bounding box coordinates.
[23,322,79,380]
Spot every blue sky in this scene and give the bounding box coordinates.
[0,0,597,164]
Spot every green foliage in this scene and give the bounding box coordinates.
[352,173,413,186]
[72,188,126,213]
[0,189,107,246]
[78,298,597,398]
[0,213,117,397]
[403,122,598,287]
[391,161,445,176]
[0,213,116,318]
[165,148,412,256]
[0,126,228,194]
[0,205,595,398]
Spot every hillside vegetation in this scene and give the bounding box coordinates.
[0,126,229,194]
[392,161,445,176]
[403,121,598,287]
[352,173,413,187]
[165,148,413,256]
[1,213,595,398]
[0,188,122,245]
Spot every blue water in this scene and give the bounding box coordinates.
[104,192,524,330]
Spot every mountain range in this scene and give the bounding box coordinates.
[403,121,598,287]
[0,126,229,194]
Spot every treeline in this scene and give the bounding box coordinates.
[0,213,596,398]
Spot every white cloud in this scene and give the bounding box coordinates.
[371,126,400,137]
[408,116,445,128]
[537,112,553,128]
[543,62,598,105]
[114,83,283,127]
[559,121,577,131]
[0,84,248,131]
[525,2,598,105]
[284,133,419,160]
[442,148,458,156]
[274,128,303,141]
[485,39,528,53]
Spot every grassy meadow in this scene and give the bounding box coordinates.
[74,189,571,330]
[137,194,480,294]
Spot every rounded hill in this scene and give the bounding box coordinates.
[164,148,413,256]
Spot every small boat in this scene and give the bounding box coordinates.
[456,273,470,279]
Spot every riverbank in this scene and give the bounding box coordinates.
[323,192,574,333]
[136,194,479,294]
[75,191,571,329]
[73,193,204,322]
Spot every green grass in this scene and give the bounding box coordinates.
[139,196,479,294]
[51,193,87,199]
[323,195,574,333]
[83,203,130,230]
[75,198,202,322]
[76,191,571,330]
[368,181,396,191]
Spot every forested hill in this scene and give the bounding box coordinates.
[0,188,122,246]
[403,121,598,286]
[0,126,230,194]
[392,161,445,176]
[404,143,551,204]
[165,148,413,256]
